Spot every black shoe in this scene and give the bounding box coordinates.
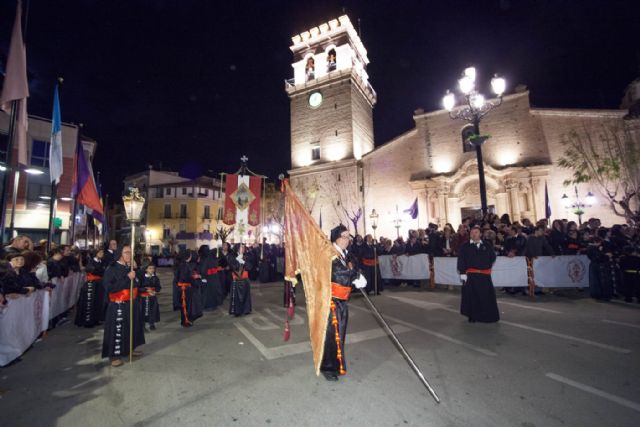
[322,372,339,381]
[150,324,156,330]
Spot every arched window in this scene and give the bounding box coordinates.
[305,56,315,81]
[327,48,337,72]
[461,124,476,153]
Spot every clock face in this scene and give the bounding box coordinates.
[308,92,323,108]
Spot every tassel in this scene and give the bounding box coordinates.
[287,299,295,319]
[283,320,290,341]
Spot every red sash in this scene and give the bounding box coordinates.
[207,267,223,275]
[361,258,377,267]
[177,282,191,288]
[466,268,492,275]
[108,288,138,302]
[86,273,102,282]
[331,283,352,301]
[232,271,249,280]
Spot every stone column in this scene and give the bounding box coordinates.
[507,180,521,222]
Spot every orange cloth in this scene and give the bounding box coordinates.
[86,273,102,282]
[283,179,338,376]
[207,267,223,275]
[108,288,138,303]
[331,283,352,301]
[232,271,249,280]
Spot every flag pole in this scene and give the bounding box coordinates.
[0,101,19,245]
[8,169,20,239]
[359,289,440,403]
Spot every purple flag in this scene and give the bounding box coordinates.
[404,198,418,219]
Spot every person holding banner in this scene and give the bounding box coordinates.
[320,224,367,381]
[457,226,500,323]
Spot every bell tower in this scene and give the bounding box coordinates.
[286,15,376,232]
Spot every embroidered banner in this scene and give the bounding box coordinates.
[379,254,430,280]
[532,255,590,288]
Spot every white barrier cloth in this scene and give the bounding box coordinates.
[434,256,528,287]
[49,272,84,319]
[0,290,50,367]
[379,254,430,280]
[533,255,590,288]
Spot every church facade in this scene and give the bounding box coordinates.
[286,15,635,239]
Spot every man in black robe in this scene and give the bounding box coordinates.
[101,245,145,367]
[320,224,367,381]
[197,245,221,310]
[228,245,252,316]
[457,226,500,323]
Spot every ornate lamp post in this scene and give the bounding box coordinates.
[370,209,379,295]
[561,186,595,225]
[442,67,506,217]
[122,187,145,363]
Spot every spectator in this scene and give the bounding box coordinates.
[525,225,555,257]
[549,220,566,255]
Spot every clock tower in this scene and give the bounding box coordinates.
[286,15,376,232]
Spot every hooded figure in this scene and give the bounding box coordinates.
[228,244,253,316]
[174,250,203,327]
[197,245,222,310]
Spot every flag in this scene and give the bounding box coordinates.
[0,0,29,167]
[91,172,106,224]
[49,84,63,184]
[72,138,103,216]
[222,173,262,226]
[545,181,552,219]
[404,197,418,219]
[283,180,337,375]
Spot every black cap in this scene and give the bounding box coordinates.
[330,224,348,243]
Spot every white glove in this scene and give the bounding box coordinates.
[201,279,207,283]
[460,274,467,282]
[236,255,245,265]
[353,273,367,289]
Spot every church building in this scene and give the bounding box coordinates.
[286,15,637,239]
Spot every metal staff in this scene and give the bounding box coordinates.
[359,289,441,403]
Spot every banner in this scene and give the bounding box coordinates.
[379,254,430,280]
[532,255,590,288]
[0,289,50,367]
[223,174,262,226]
[434,256,528,287]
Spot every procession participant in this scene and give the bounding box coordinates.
[359,234,379,294]
[102,240,118,267]
[139,262,161,330]
[218,242,235,298]
[101,245,145,367]
[457,226,499,323]
[174,250,203,327]
[75,249,106,327]
[320,224,367,381]
[228,244,252,316]
[197,245,221,310]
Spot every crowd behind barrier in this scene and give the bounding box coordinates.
[0,272,84,366]
[379,254,590,289]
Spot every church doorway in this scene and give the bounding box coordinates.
[460,205,495,221]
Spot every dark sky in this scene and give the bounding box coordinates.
[1,0,638,199]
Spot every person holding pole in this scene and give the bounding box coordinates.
[320,224,367,381]
[101,245,145,367]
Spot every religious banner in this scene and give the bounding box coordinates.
[223,174,262,226]
[379,254,430,280]
[434,256,528,287]
[532,255,590,288]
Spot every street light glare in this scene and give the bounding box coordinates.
[561,194,570,208]
[443,91,455,111]
[458,75,474,95]
[491,75,506,96]
[25,168,45,175]
[585,192,596,206]
[464,67,476,82]
[471,94,485,109]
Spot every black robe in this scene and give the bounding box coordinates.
[198,251,222,310]
[101,262,145,358]
[75,257,106,327]
[320,252,358,376]
[218,251,235,298]
[228,256,252,316]
[175,261,203,325]
[358,243,380,294]
[457,241,500,323]
[139,274,161,324]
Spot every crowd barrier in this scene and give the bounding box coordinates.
[0,272,84,367]
[379,255,591,289]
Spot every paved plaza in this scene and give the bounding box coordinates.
[1,269,639,426]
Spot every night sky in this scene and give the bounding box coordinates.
[0,0,638,199]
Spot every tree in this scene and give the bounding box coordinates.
[343,207,363,235]
[557,123,640,225]
[215,225,234,243]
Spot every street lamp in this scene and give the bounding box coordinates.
[369,209,379,295]
[393,205,402,238]
[122,187,145,364]
[442,67,506,217]
[561,186,595,225]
